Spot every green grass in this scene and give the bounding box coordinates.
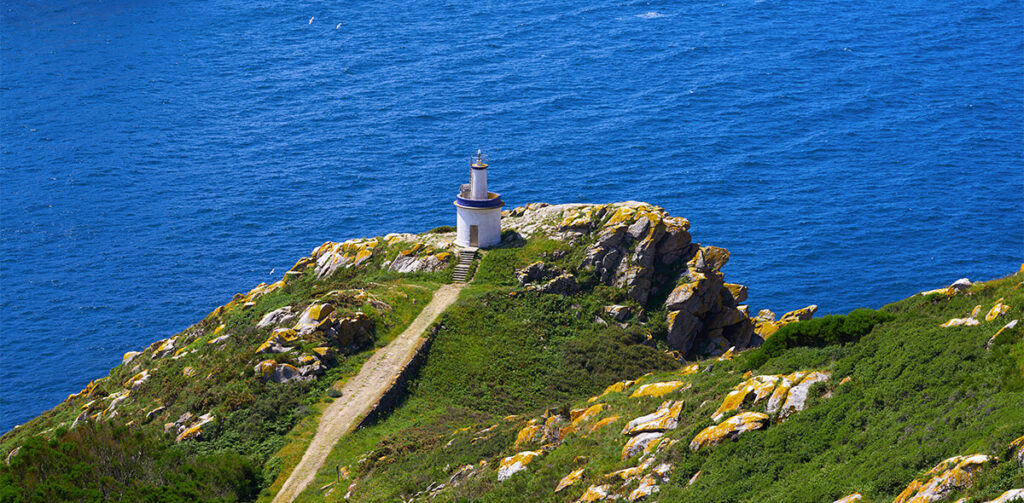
[0,258,443,502]
[294,271,1024,503]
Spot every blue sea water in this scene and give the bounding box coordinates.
[1,0,1021,433]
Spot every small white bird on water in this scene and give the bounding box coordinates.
[308,16,314,24]
[336,22,342,29]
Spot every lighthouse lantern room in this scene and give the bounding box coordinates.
[454,150,504,248]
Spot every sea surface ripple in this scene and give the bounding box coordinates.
[1,0,1021,431]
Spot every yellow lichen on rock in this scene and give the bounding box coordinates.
[590,380,635,403]
[780,305,818,323]
[607,457,653,481]
[622,400,683,434]
[679,364,700,376]
[893,454,993,503]
[941,305,983,327]
[986,298,1010,322]
[712,375,779,421]
[497,450,543,481]
[622,432,664,459]
[985,489,1024,503]
[123,371,149,390]
[576,484,610,502]
[832,493,862,503]
[629,381,687,399]
[562,403,608,437]
[587,416,619,436]
[254,360,277,379]
[689,412,769,451]
[555,468,586,493]
[1010,435,1024,465]
[182,366,197,378]
[513,420,542,448]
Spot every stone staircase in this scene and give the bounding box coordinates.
[452,248,477,283]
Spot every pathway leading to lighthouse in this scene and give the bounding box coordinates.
[272,283,464,503]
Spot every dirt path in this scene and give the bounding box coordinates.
[272,283,464,503]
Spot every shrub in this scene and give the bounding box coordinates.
[427,225,455,234]
[745,308,895,369]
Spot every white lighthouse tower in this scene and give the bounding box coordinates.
[454,150,504,248]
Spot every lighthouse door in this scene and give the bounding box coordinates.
[469,225,479,247]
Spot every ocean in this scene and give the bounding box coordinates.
[1,0,1021,432]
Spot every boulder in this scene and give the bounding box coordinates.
[254,360,311,383]
[577,484,611,502]
[532,274,580,296]
[604,305,631,321]
[122,351,142,365]
[123,370,149,390]
[622,432,664,459]
[555,468,585,493]
[628,463,671,502]
[255,335,294,354]
[257,306,295,329]
[986,489,1024,503]
[987,319,1019,349]
[940,305,982,327]
[629,381,687,399]
[388,253,448,273]
[175,413,215,443]
[622,400,683,434]
[892,455,992,503]
[294,303,335,334]
[513,420,542,448]
[985,297,1011,322]
[921,278,972,296]
[497,450,543,481]
[779,371,830,420]
[689,412,769,451]
[779,305,818,323]
[516,262,560,284]
[153,337,177,359]
[712,375,780,421]
[587,415,620,436]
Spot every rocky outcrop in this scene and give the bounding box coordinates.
[622,431,664,459]
[174,413,215,443]
[516,262,580,296]
[988,319,1019,349]
[387,243,452,273]
[622,400,683,434]
[629,381,687,399]
[502,202,817,358]
[892,454,992,503]
[689,412,769,451]
[257,306,295,329]
[941,305,982,327]
[986,297,1011,322]
[497,450,543,481]
[555,467,585,493]
[920,278,972,296]
[254,360,316,384]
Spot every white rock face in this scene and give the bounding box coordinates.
[985,489,1024,503]
[256,306,294,329]
[779,371,830,419]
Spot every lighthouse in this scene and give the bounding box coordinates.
[454,150,504,248]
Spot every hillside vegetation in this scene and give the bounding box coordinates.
[1,202,1021,503]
